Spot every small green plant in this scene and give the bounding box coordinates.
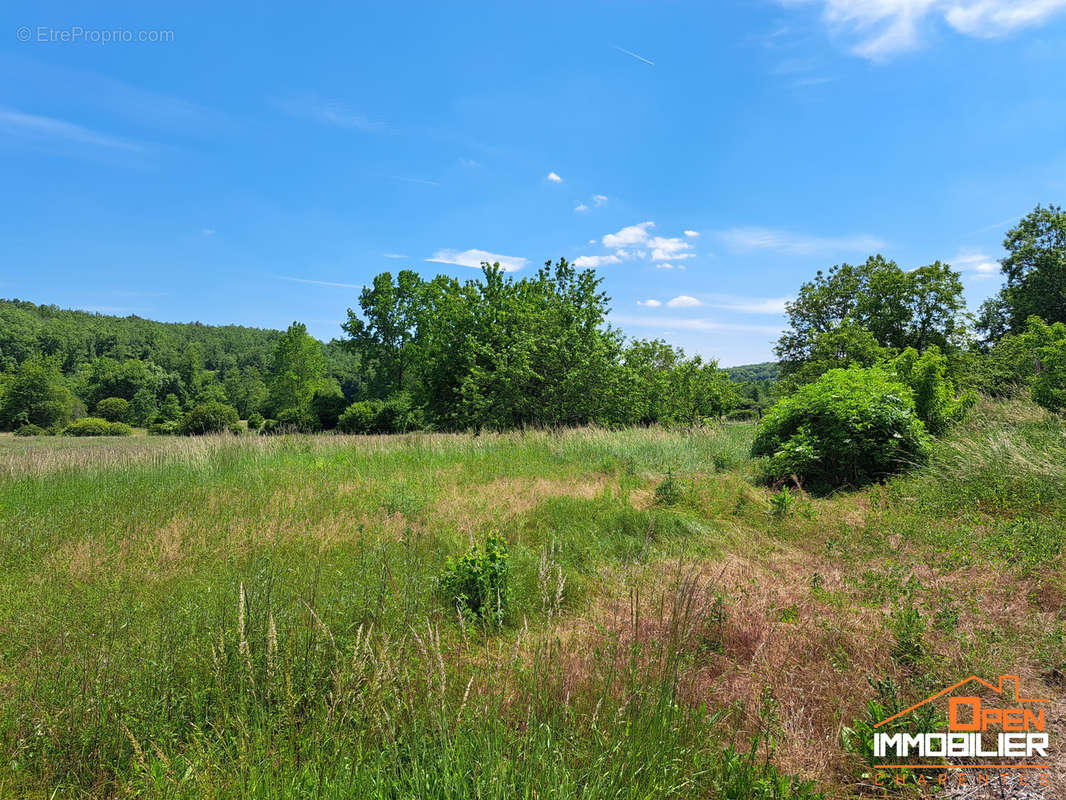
[13,423,45,436]
[247,411,264,431]
[654,470,685,506]
[889,605,926,668]
[439,534,510,626]
[842,676,945,775]
[769,486,795,518]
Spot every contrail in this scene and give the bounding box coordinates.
[611,44,655,66]
[278,276,363,290]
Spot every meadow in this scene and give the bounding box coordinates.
[0,397,1063,798]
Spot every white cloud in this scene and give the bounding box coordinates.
[382,252,407,259]
[612,314,784,335]
[575,203,590,213]
[655,263,676,270]
[201,228,216,236]
[0,107,144,152]
[573,254,622,268]
[593,194,608,207]
[459,157,480,168]
[637,299,662,307]
[684,230,700,238]
[427,248,528,272]
[710,296,791,314]
[718,226,885,255]
[547,171,563,183]
[278,276,363,289]
[666,295,703,308]
[603,221,655,248]
[952,251,1000,278]
[782,0,1066,59]
[648,236,695,261]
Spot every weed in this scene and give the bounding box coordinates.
[889,605,926,669]
[439,533,511,626]
[654,469,685,506]
[769,486,795,518]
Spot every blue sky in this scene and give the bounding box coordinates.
[2,1,1065,365]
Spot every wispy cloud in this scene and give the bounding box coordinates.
[201,228,216,236]
[666,295,702,308]
[547,171,563,183]
[612,314,784,335]
[684,230,700,238]
[637,299,662,307]
[391,175,441,187]
[575,203,590,213]
[709,295,791,314]
[0,107,145,153]
[459,157,480,168]
[611,44,656,66]
[276,94,384,130]
[382,252,407,259]
[573,254,621,268]
[427,248,528,272]
[780,0,1066,60]
[951,251,1000,278]
[593,194,608,207]
[718,226,885,256]
[278,276,363,289]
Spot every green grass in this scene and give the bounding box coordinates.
[1,404,1064,798]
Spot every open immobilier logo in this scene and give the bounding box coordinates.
[871,674,1051,789]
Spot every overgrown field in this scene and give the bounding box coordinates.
[0,398,1063,798]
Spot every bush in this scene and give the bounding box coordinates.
[310,382,348,430]
[228,422,243,436]
[439,534,510,626]
[247,411,264,431]
[180,402,239,435]
[14,423,44,437]
[148,420,182,436]
[654,471,685,506]
[752,367,931,492]
[337,400,380,434]
[260,418,279,434]
[64,417,131,437]
[891,347,974,435]
[94,396,130,423]
[275,406,319,433]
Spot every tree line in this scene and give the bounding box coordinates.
[0,260,737,435]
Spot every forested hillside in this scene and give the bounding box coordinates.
[0,260,737,435]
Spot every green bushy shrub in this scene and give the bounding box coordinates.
[752,367,931,492]
[275,406,319,433]
[891,346,975,435]
[337,400,380,434]
[14,423,45,436]
[179,402,239,435]
[1025,317,1066,413]
[247,411,264,431]
[94,396,130,423]
[64,417,131,436]
[310,382,348,430]
[439,534,510,626]
[148,420,182,436]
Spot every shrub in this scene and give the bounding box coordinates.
[158,393,183,422]
[260,418,279,434]
[228,422,243,436]
[94,396,130,423]
[247,411,264,431]
[439,534,510,626]
[752,367,931,492]
[275,406,318,433]
[64,417,116,436]
[1023,317,1066,413]
[107,421,133,436]
[310,382,348,430]
[148,420,182,436]
[891,347,974,435]
[654,470,685,506]
[180,402,239,435]
[14,423,44,437]
[338,400,380,434]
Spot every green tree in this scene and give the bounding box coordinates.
[989,205,1066,335]
[0,357,76,430]
[129,387,159,426]
[94,396,130,423]
[267,322,327,416]
[777,256,967,375]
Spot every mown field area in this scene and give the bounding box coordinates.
[1,397,1063,799]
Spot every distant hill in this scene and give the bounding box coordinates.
[724,361,780,383]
